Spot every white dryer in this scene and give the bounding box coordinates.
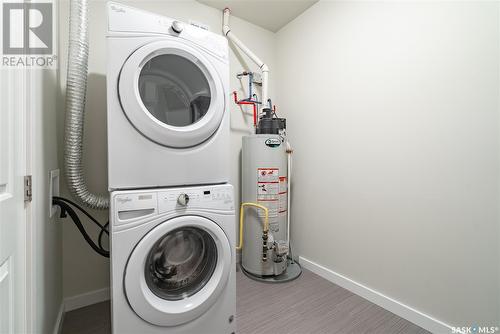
[110,184,236,334]
[106,3,230,190]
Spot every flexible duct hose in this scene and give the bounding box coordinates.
[64,0,109,209]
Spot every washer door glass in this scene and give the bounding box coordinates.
[139,55,211,127]
[124,215,231,327]
[145,226,217,301]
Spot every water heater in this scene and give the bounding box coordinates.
[223,8,300,282]
[241,134,289,277]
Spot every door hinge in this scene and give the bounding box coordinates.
[24,175,32,202]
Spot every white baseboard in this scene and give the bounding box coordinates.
[299,257,452,334]
[52,302,64,334]
[64,287,111,312]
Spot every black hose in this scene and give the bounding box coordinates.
[52,196,109,258]
[98,222,109,251]
[53,196,108,233]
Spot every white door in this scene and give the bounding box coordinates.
[119,39,225,148]
[0,70,28,334]
[125,216,231,326]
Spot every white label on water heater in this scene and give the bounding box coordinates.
[257,168,279,220]
[258,200,278,219]
[258,182,278,199]
[257,168,279,184]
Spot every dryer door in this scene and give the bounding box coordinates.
[124,215,231,326]
[119,39,225,148]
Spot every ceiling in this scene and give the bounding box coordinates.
[197,0,318,32]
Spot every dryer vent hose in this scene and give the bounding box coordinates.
[64,0,109,209]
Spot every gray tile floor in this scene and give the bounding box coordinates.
[62,268,429,334]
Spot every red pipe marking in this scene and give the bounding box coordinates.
[232,91,257,126]
[253,104,256,126]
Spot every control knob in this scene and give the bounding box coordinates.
[177,193,189,206]
[171,21,184,33]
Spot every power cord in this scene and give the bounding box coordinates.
[52,196,110,258]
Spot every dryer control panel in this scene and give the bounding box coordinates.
[107,2,228,61]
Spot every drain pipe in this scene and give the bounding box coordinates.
[64,0,109,209]
[286,141,292,250]
[223,8,270,115]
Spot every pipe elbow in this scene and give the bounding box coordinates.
[261,64,270,72]
[222,8,231,35]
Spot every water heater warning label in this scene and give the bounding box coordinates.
[257,200,278,220]
[257,168,279,184]
[257,168,279,219]
[257,182,278,199]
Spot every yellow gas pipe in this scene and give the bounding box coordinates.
[236,203,269,261]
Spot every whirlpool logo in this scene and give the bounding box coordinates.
[1,1,57,68]
[117,197,132,204]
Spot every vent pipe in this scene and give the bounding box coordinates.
[222,8,270,114]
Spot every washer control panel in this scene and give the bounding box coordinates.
[112,185,234,226]
[158,185,234,213]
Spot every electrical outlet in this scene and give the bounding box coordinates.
[49,169,59,218]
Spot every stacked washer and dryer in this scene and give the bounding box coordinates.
[106,3,236,334]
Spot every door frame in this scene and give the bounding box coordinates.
[24,66,34,334]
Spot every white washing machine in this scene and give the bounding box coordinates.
[106,2,230,190]
[110,184,236,334]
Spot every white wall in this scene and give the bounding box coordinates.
[276,1,500,328]
[58,0,275,299]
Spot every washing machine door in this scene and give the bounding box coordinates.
[118,39,225,148]
[124,215,231,326]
